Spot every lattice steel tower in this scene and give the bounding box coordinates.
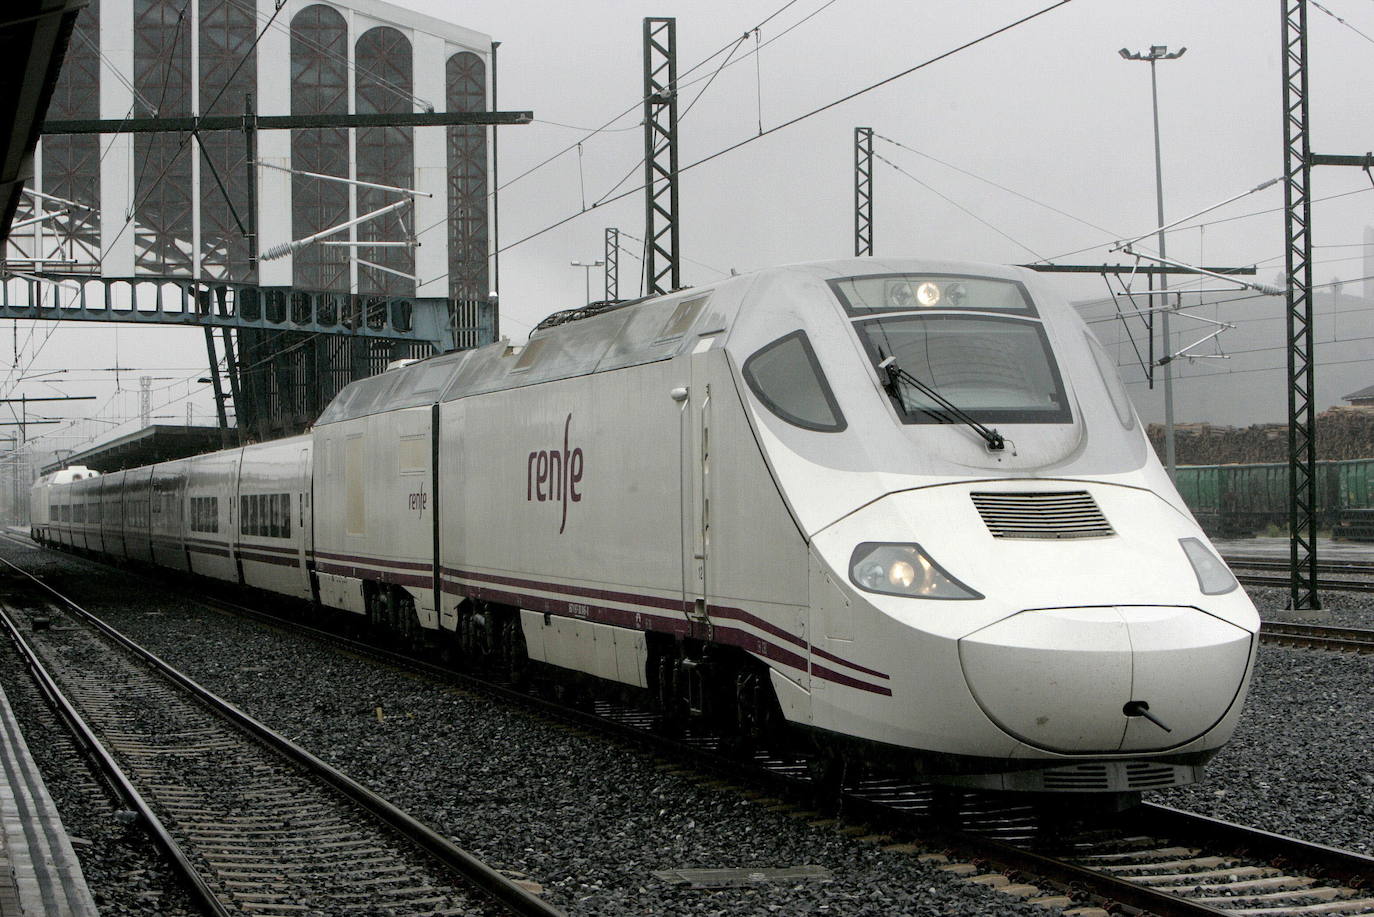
[642,17,680,296]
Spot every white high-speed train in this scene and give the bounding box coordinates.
[32,259,1259,794]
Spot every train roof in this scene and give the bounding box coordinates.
[314,258,1055,426]
[315,281,736,425]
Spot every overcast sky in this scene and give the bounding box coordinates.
[15,0,1374,459]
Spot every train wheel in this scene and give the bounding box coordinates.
[733,665,778,744]
[495,613,528,686]
[392,587,420,649]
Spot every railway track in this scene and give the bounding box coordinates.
[1237,573,1374,593]
[0,558,561,917]
[1226,556,1374,594]
[12,540,1374,917]
[1224,557,1374,577]
[1260,620,1374,653]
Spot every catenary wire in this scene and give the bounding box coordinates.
[875,133,1123,238]
[417,0,1077,292]
[1310,0,1374,45]
[873,150,1046,260]
[493,0,829,200]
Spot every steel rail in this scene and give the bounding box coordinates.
[1132,803,1374,890]
[1238,572,1374,593]
[1225,556,1374,575]
[0,556,565,917]
[0,595,233,917]
[1260,620,1374,653]
[16,541,1374,917]
[105,584,1301,917]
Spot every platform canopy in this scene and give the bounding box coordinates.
[41,424,230,475]
[0,0,84,244]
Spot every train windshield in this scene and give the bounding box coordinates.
[831,274,1036,315]
[854,314,1071,425]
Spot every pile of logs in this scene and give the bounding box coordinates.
[1150,406,1374,465]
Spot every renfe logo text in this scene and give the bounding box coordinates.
[527,413,584,534]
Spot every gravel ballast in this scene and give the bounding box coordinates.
[1155,584,1374,854]
[0,616,203,916]
[4,543,1060,917]
[7,540,1373,915]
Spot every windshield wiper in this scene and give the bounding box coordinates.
[877,355,1006,452]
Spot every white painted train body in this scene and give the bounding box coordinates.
[32,259,1260,794]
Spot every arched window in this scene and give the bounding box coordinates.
[447,51,488,348]
[355,26,415,297]
[134,0,193,275]
[291,4,349,292]
[36,0,100,265]
[199,0,257,281]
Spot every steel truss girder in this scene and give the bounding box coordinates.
[0,274,456,351]
[643,17,680,296]
[1282,0,1319,609]
[854,127,874,256]
[604,227,619,301]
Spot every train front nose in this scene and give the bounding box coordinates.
[958,606,1253,753]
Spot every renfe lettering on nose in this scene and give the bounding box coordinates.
[527,413,584,534]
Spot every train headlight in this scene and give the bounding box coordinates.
[848,543,982,600]
[1179,537,1238,595]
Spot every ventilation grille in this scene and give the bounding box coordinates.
[1040,762,1185,792]
[1124,762,1182,789]
[1041,764,1110,791]
[971,491,1113,540]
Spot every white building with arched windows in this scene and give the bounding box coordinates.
[6,0,499,438]
[11,0,493,334]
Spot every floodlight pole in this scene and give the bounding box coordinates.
[571,260,604,306]
[1120,44,1186,482]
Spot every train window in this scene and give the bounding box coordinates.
[856,314,1071,425]
[406,361,454,396]
[742,331,847,433]
[190,496,219,534]
[510,338,548,373]
[235,493,292,538]
[658,295,708,340]
[1085,331,1135,429]
[831,274,1035,316]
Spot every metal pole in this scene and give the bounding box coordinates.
[855,127,874,256]
[643,18,680,295]
[1281,0,1319,609]
[244,94,258,276]
[204,326,229,445]
[491,40,500,331]
[605,227,619,301]
[1149,59,1177,482]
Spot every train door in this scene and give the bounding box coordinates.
[680,351,712,627]
[296,446,312,597]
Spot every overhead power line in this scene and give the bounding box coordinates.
[873,150,1045,260]
[494,0,831,199]
[442,0,1076,277]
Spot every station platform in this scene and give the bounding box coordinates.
[0,684,99,916]
[1214,535,1374,563]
